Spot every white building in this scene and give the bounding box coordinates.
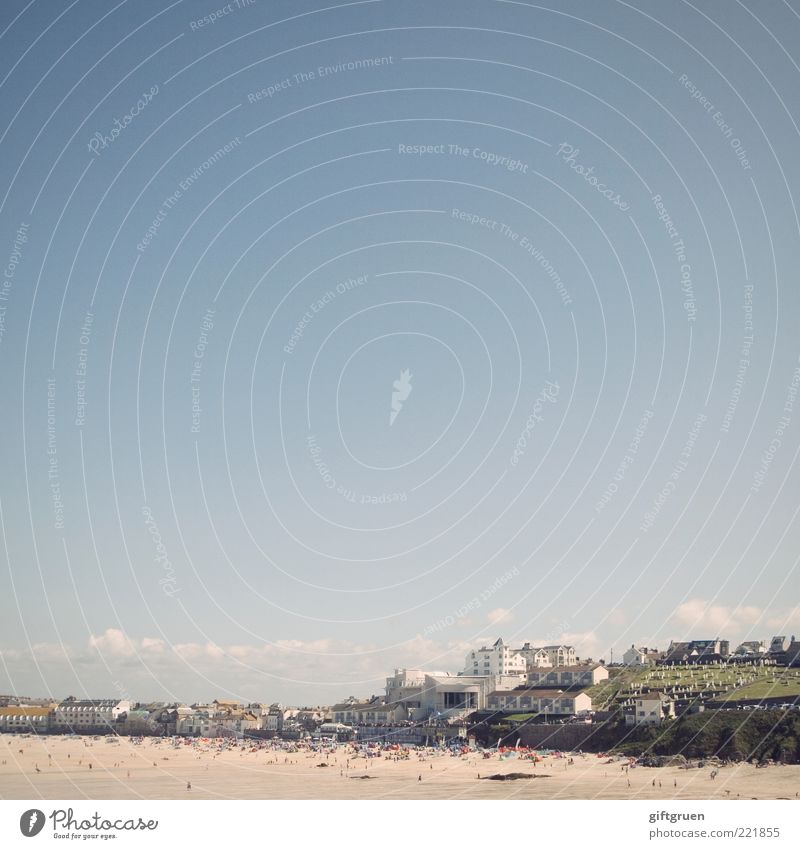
[0,706,52,732]
[385,668,522,721]
[330,699,377,725]
[176,708,259,737]
[464,638,527,677]
[421,674,488,719]
[217,711,259,735]
[353,703,407,725]
[626,692,675,726]
[385,668,448,714]
[527,664,608,688]
[176,710,217,737]
[623,645,661,666]
[517,643,552,668]
[486,689,592,716]
[263,704,285,732]
[732,641,767,657]
[540,645,577,666]
[52,699,130,731]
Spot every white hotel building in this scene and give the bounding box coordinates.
[464,638,527,677]
[52,699,130,731]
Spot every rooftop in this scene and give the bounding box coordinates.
[489,689,588,700]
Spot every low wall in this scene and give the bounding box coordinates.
[517,723,604,751]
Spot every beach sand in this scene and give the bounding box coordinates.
[1,735,799,800]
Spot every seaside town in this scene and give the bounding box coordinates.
[3,634,800,744]
[3,634,800,801]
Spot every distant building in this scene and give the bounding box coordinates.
[527,664,608,688]
[218,711,259,735]
[540,645,577,667]
[119,707,158,734]
[263,704,285,732]
[317,722,353,741]
[0,706,51,733]
[176,710,216,737]
[769,636,788,655]
[52,699,130,731]
[353,703,407,726]
[732,641,767,657]
[330,698,378,725]
[486,689,592,716]
[294,708,325,730]
[420,674,490,719]
[516,643,552,668]
[626,692,675,726]
[464,638,527,677]
[385,668,451,716]
[773,636,800,668]
[623,645,661,666]
[661,639,729,664]
[176,706,258,737]
[0,695,32,707]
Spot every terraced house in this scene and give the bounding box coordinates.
[52,698,130,732]
[486,689,592,716]
[527,663,608,688]
[0,705,52,733]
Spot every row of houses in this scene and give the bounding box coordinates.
[463,638,577,677]
[485,689,592,715]
[0,697,325,737]
[623,636,800,667]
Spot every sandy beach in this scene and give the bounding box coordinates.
[1,734,799,800]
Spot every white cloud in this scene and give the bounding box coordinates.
[766,607,800,631]
[607,608,627,627]
[72,631,475,690]
[487,607,514,625]
[88,628,137,658]
[561,630,602,659]
[672,599,763,635]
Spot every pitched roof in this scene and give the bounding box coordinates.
[488,689,588,700]
[637,691,672,701]
[529,664,603,673]
[0,706,50,717]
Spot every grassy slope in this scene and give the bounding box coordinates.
[588,665,800,709]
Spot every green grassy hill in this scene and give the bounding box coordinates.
[611,710,800,762]
[587,665,800,710]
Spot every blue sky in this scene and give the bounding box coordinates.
[1,0,799,705]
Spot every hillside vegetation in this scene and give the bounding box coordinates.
[610,710,800,762]
[585,665,800,709]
